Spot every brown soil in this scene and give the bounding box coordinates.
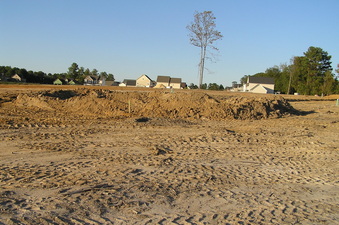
[7,88,296,122]
[0,85,338,224]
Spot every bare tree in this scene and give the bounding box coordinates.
[187,11,223,88]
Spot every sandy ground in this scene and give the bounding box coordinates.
[0,85,338,224]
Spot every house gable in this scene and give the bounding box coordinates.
[137,74,152,81]
[136,74,155,87]
[244,76,275,94]
[84,75,102,85]
[53,79,62,85]
[84,76,93,82]
[11,74,22,81]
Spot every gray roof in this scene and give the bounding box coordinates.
[85,75,99,81]
[122,79,136,86]
[157,76,170,82]
[248,76,274,84]
[105,81,114,86]
[170,78,182,84]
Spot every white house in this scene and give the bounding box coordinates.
[243,76,275,94]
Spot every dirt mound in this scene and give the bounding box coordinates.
[12,89,295,120]
[15,93,54,110]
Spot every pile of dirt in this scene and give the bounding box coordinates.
[11,89,295,120]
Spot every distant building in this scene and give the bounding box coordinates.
[231,83,243,92]
[84,75,106,86]
[136,74,155,87]
[1,74,26,82]
[112,81,121,86]
[53,79,63,85]
[98,76,106,86]
[170,77,182,89]
[105,81,114,86]
[68,80,76,85]
[11,74,22,82]
[181,82,187,89]
[119,79,136,87]
[243,76,275,94]
[84,75,99,85]
[155,76,184,89]
[156,76,171,88]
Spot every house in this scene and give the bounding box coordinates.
[1,74,25,82]
[112,81,120,86]
[68,80,76,85]
[84,75,106,86]
[105,81,114,86]
[155,76,183,89]
[136,74,155,87]
[156,76,171,88]
[170,78,182,89]
[11,74,22,82]
[231,83,243,92]
[181,82,187,89]
[84,75,99,85]
[98,76,106,86]
[7,74,25,82]
[53,79,63,85]
[243,76,275,94]
[119,79,136,87]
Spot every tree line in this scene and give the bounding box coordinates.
[240,46,339,95]
[0,66,53,84]
[188,82,224,90]
[0,62,114,84]
[66,63,114,83]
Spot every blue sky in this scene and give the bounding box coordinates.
[1,0,338,86]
